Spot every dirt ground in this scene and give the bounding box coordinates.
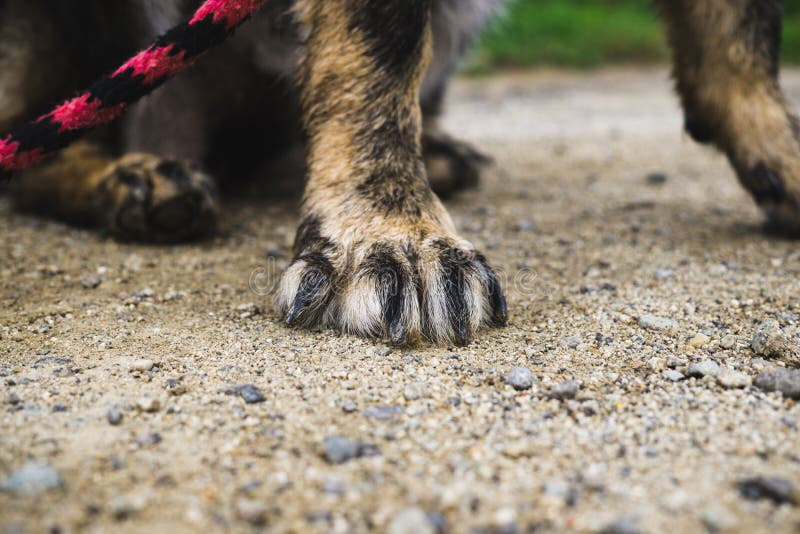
[2,68,800,533]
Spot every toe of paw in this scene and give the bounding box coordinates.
[279,256,335,328]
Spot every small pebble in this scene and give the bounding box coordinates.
[751,319,799,365]
[375,347,393,357]
[505,367,535,391]
[738,477,797,505]
[107,409,124,426]
[0,462,64,495]
[552,380,579,400]
[716,371,752,389]
[515,220,536,232]
[136,397,160,413]
[130,359,155,372]
[135,433,162,447]
[403,383,427,401]
[362,405,404,421]
[638,314,677,331]
[323,436,379,464]
[165,379,187,396]
[342,400,358,413]
[235,498,268,525]
[687,360,721,378]
[754,368,800,399]
[666,356,686,368]
[662,370,685,382]
[655,268,674,280]
[386,507,436,534]
[561,336,582,349]
[687,333,710,348]
[80,274,102,289]
[239,385,266,404]
[600,516,641,534]
[719,334,737,350]
[107,495,145,519]
[646,172,668,185]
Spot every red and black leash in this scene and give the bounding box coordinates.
[0,0,268,175]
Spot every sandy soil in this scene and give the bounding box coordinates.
[1,68,799,533]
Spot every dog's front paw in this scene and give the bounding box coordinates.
[277,217,507,346]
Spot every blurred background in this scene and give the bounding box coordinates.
[470,0,800,72]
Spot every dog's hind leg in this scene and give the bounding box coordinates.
[10,143,219,243]
[657,0,800,232]
[421,0,501,197]
[2,0,219,243]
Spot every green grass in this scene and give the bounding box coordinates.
[472,0,800,71]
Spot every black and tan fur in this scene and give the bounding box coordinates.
[1,0,799,345]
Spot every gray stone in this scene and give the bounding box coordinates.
[129,359,155,372]
[386,507,436,534]
[754,368,800,399]
[687,360,721,378]
[235,498,268,525]
[717,371,752,389]
[363,405,404,421]
[323,436,379,465]
[107,409,123,426]
[638,314,677,331]
[342,400,358,413]
[324,436,359,464]
[239,385,266,404]
[80,273,102,289]
[403,383,427,401]
[751,319,797,363]
[646,173,668,185]
[505,367,535,391]
[1,462,64,495]
[135,433,162,447]
[136,397,160,413]
[107,494,145,519]
[719,334,737,350]
[561,336,582,349]
[601,516,641,534]
[662,370,685,382]
[375,347,393,357]
[552,380,579,400]
[752,319,783,355]
[738,477,797,505]
[655,268,674,280]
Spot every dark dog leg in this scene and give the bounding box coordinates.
[657,0,800,232]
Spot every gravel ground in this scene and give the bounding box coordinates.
[2,68,800,533]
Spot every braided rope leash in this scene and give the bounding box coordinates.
[0,0,268,174]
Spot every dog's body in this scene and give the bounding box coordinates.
[1,0,798,345]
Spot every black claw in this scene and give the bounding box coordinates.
[454,314,470,347]
[362,245,411,344]
[385,270,407,344]
[285,257,332,327]
[388,318,407,345]
[479,256,508,326]
[445,265,470,346]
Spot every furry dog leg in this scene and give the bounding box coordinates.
[278,0,507,345]
[658,0,800,231]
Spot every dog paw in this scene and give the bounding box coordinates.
[276,217,507,346]
[423,130,491,198]
[96,154,218,242]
